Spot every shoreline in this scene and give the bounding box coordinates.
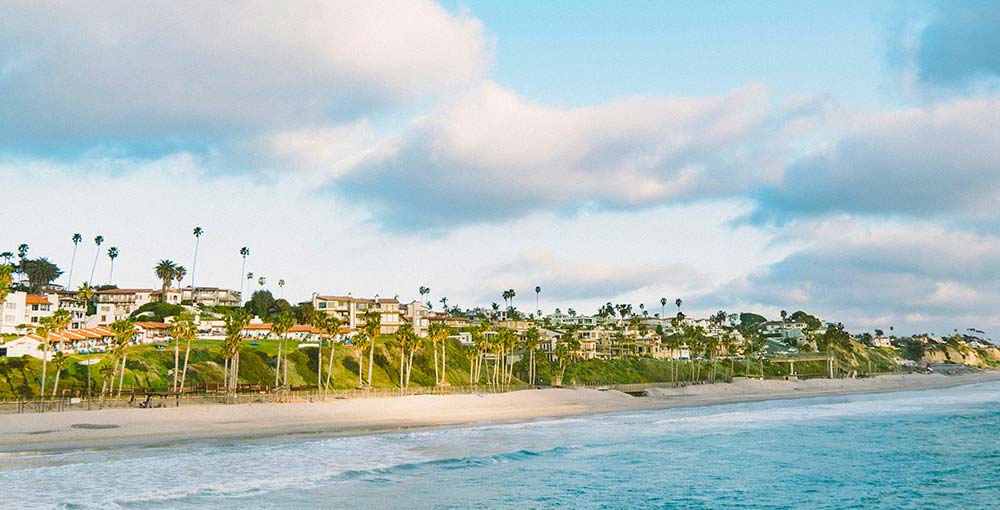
[2,371,998,454]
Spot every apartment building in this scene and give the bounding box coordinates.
[400,300,430,337]
[312,293,401,335]
[179,287,240,307]
[94,288,155,325]
[0,292,55,334]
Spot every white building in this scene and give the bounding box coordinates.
[400,300,430,337]
[312,294,402,335]
[94,289,156,325]
[179,287,240,307]
[0,291,72,334]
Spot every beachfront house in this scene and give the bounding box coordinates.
[312,293,402,335]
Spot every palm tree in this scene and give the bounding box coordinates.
[222,310,251,400]
[660,297,667,320]
[171,315,197,394]
[76,283,96,401]
[271,311,295,388]
[675,298,682,315]
[106,247,119,284]
[174,266,186,289]
[16,244,28,286]
[428,322,449,385]
[190,227,204,305]
[524,327,540,385]
[439,296,448,310]
[101,319,135,406]
[535,286,541,316]
[277,279,285,298]
[394,324,415,389]
[238,247,250,304]
[35,316,53,398]
[323,315,343,391]
[66,233,83,289]
[88,235,104,284]
[419,286,429,308]
[1,251,13,265]
[154,260,177,298]
[0,265,13,304]
[246,272,254,300]
[362,310,381,387]
[352,332,370,387]
[257,276,266,290]
[50,352,69,398]
[310,313,330,391]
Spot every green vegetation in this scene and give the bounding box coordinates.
[130,302,185,322]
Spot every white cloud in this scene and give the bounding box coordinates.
[332,81,781,230]
[0,0,490,147]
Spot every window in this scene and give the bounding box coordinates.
[318,302,327,309]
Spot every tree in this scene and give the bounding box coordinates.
[101,319,135,406]
[238,247,250,305]
[222,310,251,400]
[394,324,416,389]
[16,244,28,286]
[660,297,667,319]
[310,313,331,391]
[428,322,450,385]
[271,311,295,388]
[739,312,767,332]
[323,315,343,391]
[77,282,96,399]
[50,352,69,398]
[524,327,540,385]
[245,290,276,319]
[0,265,14,304]
[419,286,430,309]
[362,310,381,387]
[171,314,197,394]
[190,227,204,305]
[352,332,370,387]
[106,247,119,284]
[277,279,285,298]
[89,235,103,284]
[154,260,178,298]
[22,258,63,293]
[535,286,541,315]
[174,266,187,289]
[66,233,83,289]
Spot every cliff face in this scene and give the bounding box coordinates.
[921,345,1000,367]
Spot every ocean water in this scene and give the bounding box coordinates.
[2,382,999,509]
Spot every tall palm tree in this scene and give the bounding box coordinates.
[362,310,381,387]
[174,266,186,290]
[154,260,177,297]
[271,311,295,388]
[310,313,330,391]
[172,315,197,394]
[675,298,683,316]
[419,286,429,307]
[353,332,370,387]
[1,251,13,265]
[66,233,83,289]
[88,235,103,284]
[76,282,96,401]
[428,322,449,385]
[257,276,266,290]
[15,244,28,286]
[524,326,540,385]
[222,310,251,400]
[660,297,667,320]
[323,315,344,391]
[35,316,54,398]
[535,286,541,316]
[190,227,203,305]
[50,351,69,398]
[277,279,285,298]
[106,247,119,284]
[439,296,448,311]
[246,272,254,301]
[394,324,414,389]
[101,319,135,406]
[238,247,250,304]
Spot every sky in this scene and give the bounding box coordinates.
[2,0,998,336]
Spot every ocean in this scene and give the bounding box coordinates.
[2,381,999,509]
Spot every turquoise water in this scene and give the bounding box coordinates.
[2,382,999,509]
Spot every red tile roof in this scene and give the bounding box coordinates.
[25,295,52,305]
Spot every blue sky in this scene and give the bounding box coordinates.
[2,0,998,337]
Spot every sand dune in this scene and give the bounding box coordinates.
[2,371,998,453]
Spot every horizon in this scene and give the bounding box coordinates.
[3,1,999,337]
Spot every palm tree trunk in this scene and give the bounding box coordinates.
[117,354,127,399]
[357,352,363,387]
[173,341,179,392]
[275,341,282,388]
[180,337,192,394]
[317,343,323,395]
[366,341,374,387]
[399,345,404,388]
[406,350,414,388]
[223,357,229,390]
[40,342,49,399]
[283,339,289,386]
[440,341,447,385]
[432,339,439,384]
[52,369,61,398]
[325,343,336,390]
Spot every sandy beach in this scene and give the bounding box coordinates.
[2,371,998,453]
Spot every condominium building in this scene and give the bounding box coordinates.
[179,287,240,307]
[312,294,401,335]
[94,288,156,325]
[400,300,430,337]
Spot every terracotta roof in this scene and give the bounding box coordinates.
[242,323,273,330]
[25,295,52,305]
[96,288,155,295]
[135,321,170,329]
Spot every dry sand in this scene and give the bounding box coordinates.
[2,371,998,453]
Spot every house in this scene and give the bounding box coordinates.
[179,287,240,307]
[0,292,57,334]
[240,320,273,339]
[0,326,118,358]
[94,289,156,325]
[872,336,893,348]
[312,293,402,335]
[150,289,182,305]
[400,300,430,337]
[0,334,46,359]
[135,321,171,342]
[428,314,469,329]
